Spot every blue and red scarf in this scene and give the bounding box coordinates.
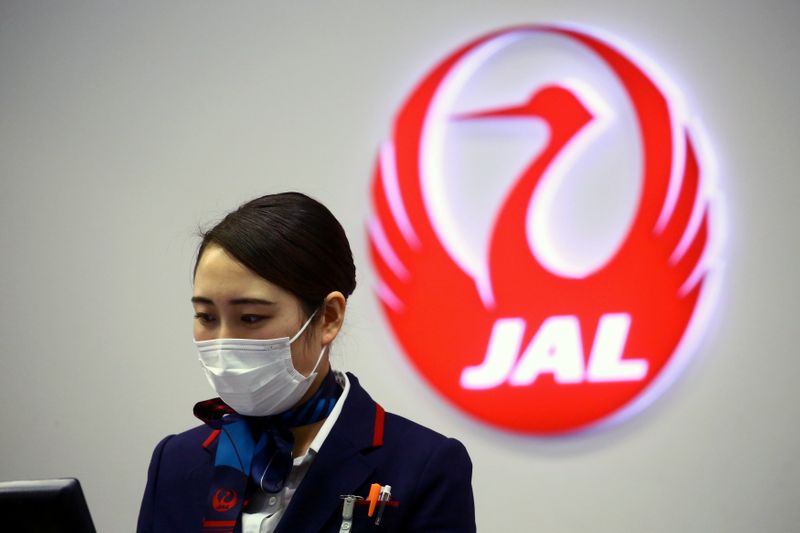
[193,370,342,533]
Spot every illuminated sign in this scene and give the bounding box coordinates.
[368,24,722,434]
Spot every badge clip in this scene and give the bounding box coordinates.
[339,494,363,532]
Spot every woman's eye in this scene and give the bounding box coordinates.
[241,315,266,325]
[194,312,216,324]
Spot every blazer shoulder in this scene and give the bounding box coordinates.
[164,423,212,446]
[381,410,471,461]
[153,423,216,462]
[345,373,470,458]
[383,411,447,443]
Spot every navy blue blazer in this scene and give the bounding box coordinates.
[137,373,476,532]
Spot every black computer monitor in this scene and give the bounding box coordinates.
[0,478,96,533]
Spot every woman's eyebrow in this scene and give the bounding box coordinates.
[191,296,276,305]
[229,298,276,306]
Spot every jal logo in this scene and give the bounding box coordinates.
[212,488,238,513]
[368,24,723,434]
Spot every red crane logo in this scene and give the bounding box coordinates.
[368,25,721,434]
[212,488,238,513]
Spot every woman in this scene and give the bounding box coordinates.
[137,192,476,532]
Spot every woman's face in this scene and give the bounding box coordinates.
[191,243,324,377]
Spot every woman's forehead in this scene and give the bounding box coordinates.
[193,245,290,302]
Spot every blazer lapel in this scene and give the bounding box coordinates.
[275,373,381,533]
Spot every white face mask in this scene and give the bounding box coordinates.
[195,311,326,416]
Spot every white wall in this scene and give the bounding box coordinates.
[1,1,798,531]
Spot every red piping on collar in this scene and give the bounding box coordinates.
[372,404,385,447]
[202,429,221,450]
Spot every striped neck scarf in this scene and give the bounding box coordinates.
[194,369,342,533]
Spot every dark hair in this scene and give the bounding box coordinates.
[194,192,357,318]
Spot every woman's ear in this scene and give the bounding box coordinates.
[320,291,346,346]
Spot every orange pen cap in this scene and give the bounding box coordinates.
[367,483,382,517]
